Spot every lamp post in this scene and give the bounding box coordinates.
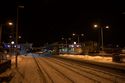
[8,22,14,55]
[16,5,24,47]
[94,24,109,51]
[0,24,2,44]
[15,5,24,68]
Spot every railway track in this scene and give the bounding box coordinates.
[37,57,75,83]
[43,57,125,83]
[33,55,54,83]
[40,57,99,83]
[33,55,74,83]
[32,53,125,83]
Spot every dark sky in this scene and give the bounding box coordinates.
[1,0,125,47]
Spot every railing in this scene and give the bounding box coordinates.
[0,52,11,74]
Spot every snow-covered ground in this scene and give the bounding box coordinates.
[59,54,112,62]
[1,54,42,83]
[0,53,125,83]
[59,54,125,65]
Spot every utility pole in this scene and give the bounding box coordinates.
[0,24,2,45]
[100,27,104,51]
[15,5,24,68]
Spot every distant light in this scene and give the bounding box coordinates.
[19,36,21,38]
[81,34,84,36]
[105,26,109,29]
[74,42,76,44]
[71,45,74,47]
[68,38,71,40]
[94,24,98,28]
[72,33,75,36]
[76,45,80,47]
[61,37,64,40]
[8,22,13,26]
[18,6,24,8]
[8,45,10,48]
[116,45,119,47]
[9,35,12,38]
[11,41,14,45]
[14,45,16,48]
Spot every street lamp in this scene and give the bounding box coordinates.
[0,22,14,44]
[94,24,109,51]
[11,40,14,44]
[16,5,24,46]
[8,22,13,26]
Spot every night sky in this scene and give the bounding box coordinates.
[0,0,125,47]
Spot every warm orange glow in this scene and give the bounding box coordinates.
[94,24,98,28]
[8,22,13,26]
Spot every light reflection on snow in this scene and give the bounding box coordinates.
[59,54,112,62]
